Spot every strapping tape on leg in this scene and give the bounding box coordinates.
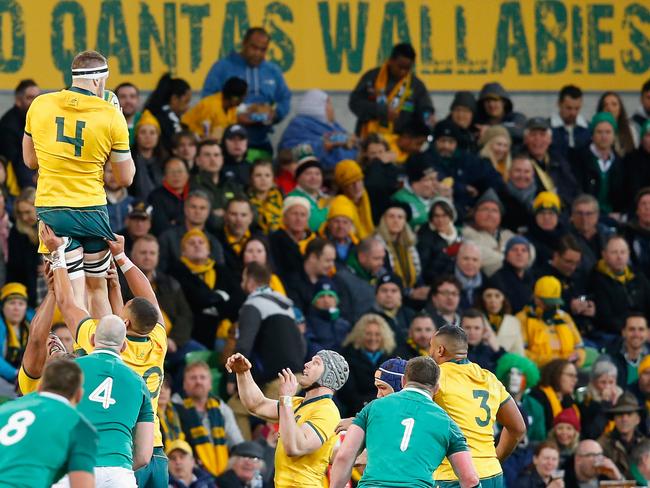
[84,251,112,277]
[67,256,84,281]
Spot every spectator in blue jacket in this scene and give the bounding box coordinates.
[201,27,291,153]
[550,85,591,159]
[279,89,358,170]
[305,277,351,357]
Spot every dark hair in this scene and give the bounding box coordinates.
[558,85,583,102]
[596,91,635,154]
[163,156,188,175]
[244,261,271,286]
[625,312,648,327]
[404,356,440,388]
[511,152,533,164]
[127,297,160,335]
[396,120,429,138]
[539,358,573,391]
[431,275,462,295]
[250,159,273,177]
[172,131,197,149]
[554,234,582,255]
[390,42,416,61]
[15,79,37,97]
[71,50,106,70]
[461,308,484,321]
[428,199,454,222]
[603,233,627,250]
[196,138,220,156]
[115,82,139,97]
[477,285,512,315]
[357,237,382,256]
[51,322,68,334]
[223,77,248,100]
[304,238,334,260]
[40,358,83,399]
[225,196,253,214]
[642,79,650,95]
[410,311,435,328]
[534,441,560,457]
[243,27,269,43]
[241,237,276,271]
[145,73,191,113]
[636,187,650,207]
[276,148,294,166]
[435,325,468,348]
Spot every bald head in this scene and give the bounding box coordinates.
[94,315,126,351]
[576,439,600,455]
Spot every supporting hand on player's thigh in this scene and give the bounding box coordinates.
[39,223,64,252]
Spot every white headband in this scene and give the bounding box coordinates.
[71,64,109,80]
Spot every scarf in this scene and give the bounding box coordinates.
[406,338,428,357]
[163,180,189,201]
[346,250,373,282]
[177,397,228,476]
[434,224,459,247]
[224,228,250,256]
[387,240,417,289]
[487,313,504,331]
[269,274,287,296]
[361,62,412,137]
[454,267,483,303]
[531,156,557,193]
[181,256,217,289]
[363,349,383,366]
[539,385,580,419]
[355,190,375,239]
[4,318,27,367]
[248,187,283,234]
[279,223,316,254]
[596,259,634,284]
[506,179,538,209]
[159,403,184,449]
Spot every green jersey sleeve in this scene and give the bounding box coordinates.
[137,380,155,423]
[446,417,469,456]
[67,417,98,473]
[352,403,370,432]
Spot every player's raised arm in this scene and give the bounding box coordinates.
[225,353,279,421]
[495,397,527,462]
[330,424,365,488]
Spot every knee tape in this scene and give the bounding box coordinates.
[83,250,112,278]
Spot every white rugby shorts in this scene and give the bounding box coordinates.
[53,466,137,487]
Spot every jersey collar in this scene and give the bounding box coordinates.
[67,86,97,98]
[401,387,434,402]
[91,348,122,360]
[449,358,470,365]
[40,391,71,406]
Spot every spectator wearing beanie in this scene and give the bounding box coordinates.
[305,277,351,357]
[548,407,581,466]
[333,159,374,239]
[287,146,329,232]
[579,359,623,440]
[525,191,564,269]
[365,273,414,346]
[320,195,359,264]
[445,91,478,152]
[491,235,535,314]
[0,282,33,393]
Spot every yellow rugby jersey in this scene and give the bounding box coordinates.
[17,365,40,395]
[433,359,510,480]
[275,395,341,488]
[25,87,130,207]
[75,317,167,448]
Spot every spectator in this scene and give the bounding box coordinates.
[572,112,625,215]
[334,236,386,322]
[630,357,650,436]
[522,117,578,207]
[579,359,623,440]
[269,196,316,279]
[247,159,283,234]
[0,191,9,262]
[349,42,433,146]
[274,148,297,195]
[182,77,247,141]
[167,439,217,488]
[333,160,374,239]
[104,161,134,231]
[320,195,359,264]
[446,91,478,152]
[590,235,650,337]
[158,190,225,272]
[416,196,461,284]
[190,139,243,227]
[362,133,401,223]
[339,313,396,415]
[425,275,462,329]
[492,235,535,314]
[149,157,190,235]
[221,124,252,187]
[202,27,291,153]
[454,241,485,310]
[516,442,562,488]
[279,89,358,170]
[171,130,198,169]
[476,281,525,355]
[625,187,650,280]
[474,82,526,145]
[215,441,266,488]
[129,111,166,200]
[144,73,192,151]
[241,237,285,295]
[176,362,244,476]
[563,440,623,487]
[548,408,581,466]
[115,82,142,145]
[169,228,244,348]
[214,198,257,273]
[478,125,512,179]
[597,91,637,156]
[605,313,650,388]
[158,376,184,448]
[305,277,351,357]
[0,282,33,387]
[461,308,504,371]
[392,121,432,163]
[367,273,414,345]
[394,313,435,359]
[598,393,647,479]
[632,79,650,138]
[7,188,38,305]
[633,441,650,486]
[0,79,39,190]
[569,194,614,272]
[518,276,584,367]
[550,84,590,158]
[287,148,328,232]
[499,154,539,233]
[525,191,564,269]
[462,189,516,276]
[285,238,336,313]
[118,199,153,255]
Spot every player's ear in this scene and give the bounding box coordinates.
[90,334,96,347]
[401,375,406,388]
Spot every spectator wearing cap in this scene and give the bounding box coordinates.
[130,109,167,200]
[474,82,526,145]
[247,159,283,234]
[462,188,516,276]
[339,313,396,415]
[516,276,585,367]
[625,188,650,282]
[167,439,217,488]
[550,85,591,159]
[221,124,253,187]
[395,313,436,359]
[279,89,358,170]
[201,27,291,153]
[215,441,266,488]
[598,392,648,479]
[572,112,626,217]
[625,122,650,202]
[525,191,564,269]
[148,156,191,235]
[287,147,329,232]
[0,282,33,387]
[366,273,415,345]
[479,125,512,179]
[492,235,535,314]
[333,160,374,239]
[269,196,316,279]
[285,238,336,313]
[182,77,247,142]
[605,313,650,389]
[548,407,581,466]
[305,277,351,357]
[320,195,359,264]
[579,359,623,440]
[118,199,153,255]
[569,194,614,273]
[430,119,504,219]
[476,281,525,355]
[445,91,479,152]
[416,196,461,284]
[461,308,505,372]
[104,161,134,231]
[523,116,578,208]
[499,154,539,233]
[589,235,650,338]
[453,241,485,311]
[374,357,407,397]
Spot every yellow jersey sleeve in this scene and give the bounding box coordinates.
[110,109,130,153]
[75,318,98,353]
[24,97,38,136]
[303,401,339,444]
[17,366,40,395]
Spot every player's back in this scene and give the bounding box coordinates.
[76,350,153,469]
[0,392,97,488]
[356,388,466,488]
[26,88,127,208]
[434,359,510,480]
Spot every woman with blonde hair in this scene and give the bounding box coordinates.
[479,125,512,178]
[7,188,38,305]
[339,313,396,415]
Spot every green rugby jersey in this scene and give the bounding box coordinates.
[0,391,97,488]
[352,387,468,488]
[76,348,154,469]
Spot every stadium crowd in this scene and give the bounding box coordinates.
[3,25,650,487]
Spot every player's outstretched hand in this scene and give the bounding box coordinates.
[39,223,64,252]
[335,417,353,434]
[106,234,125,256]
[225,353,251,374]
[278,368,298,397]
